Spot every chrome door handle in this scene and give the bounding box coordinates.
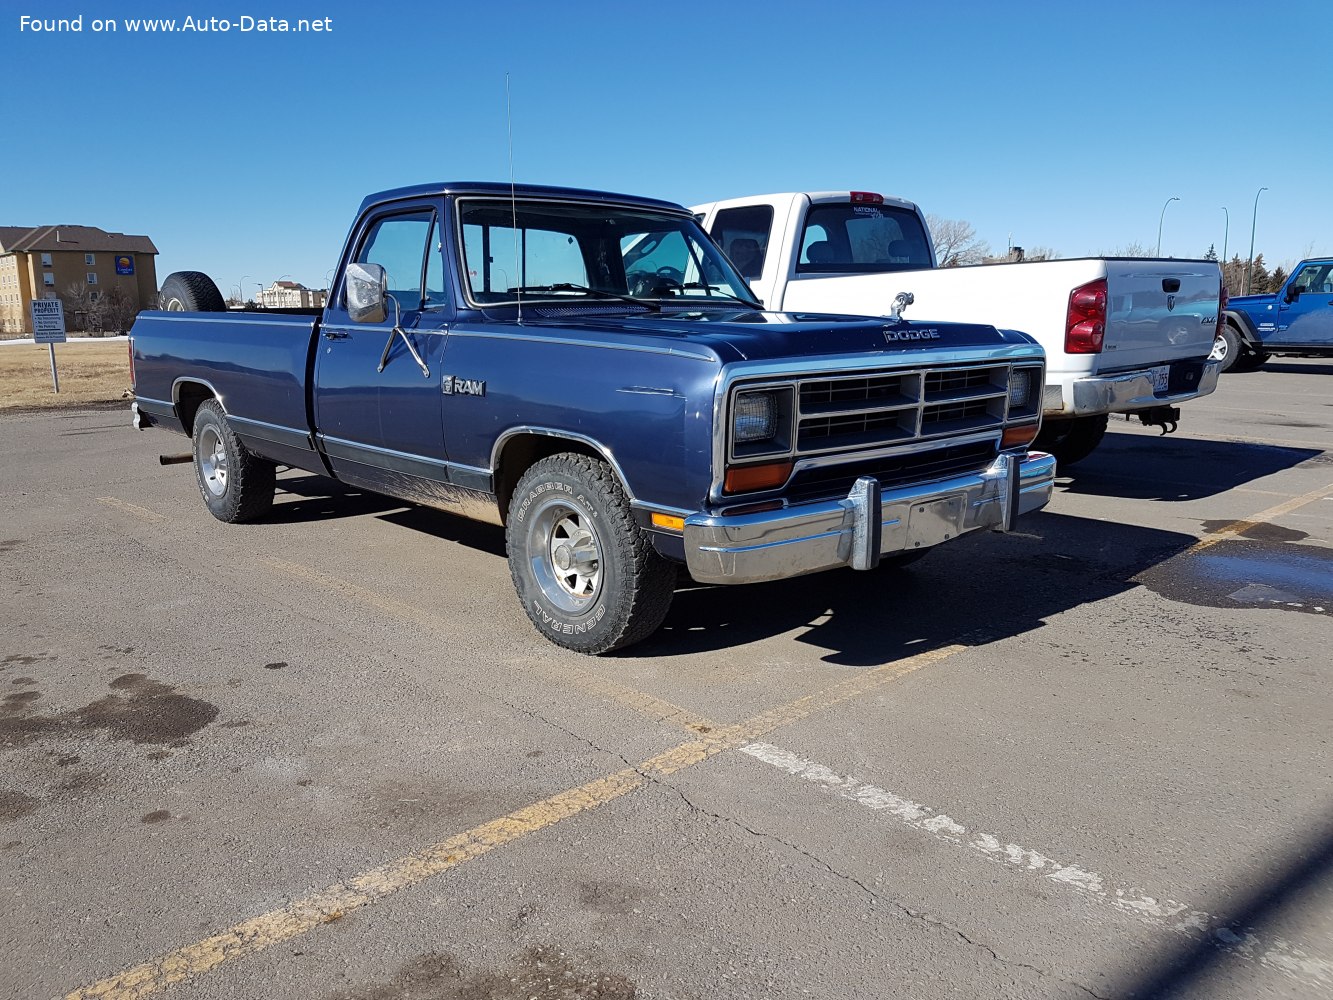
[323,330,350,341]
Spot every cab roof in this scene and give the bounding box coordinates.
[358,182,688,216]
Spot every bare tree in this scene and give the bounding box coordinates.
[60,283,102,334]
[1099,242,1156,257]
[101,286,140,333]
[1023,246,1061,262]
[926,215,991,267]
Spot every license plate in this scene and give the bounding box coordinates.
[1149,365,1170,393]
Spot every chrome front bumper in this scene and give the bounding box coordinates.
[1059,359,1221,416]
[683,451,1057,585]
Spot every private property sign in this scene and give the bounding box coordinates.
[31,299,67,344]
[31,299,67,392]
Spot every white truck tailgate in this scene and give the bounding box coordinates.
[1102,261,1219,372]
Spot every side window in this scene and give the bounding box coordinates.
[356,211,433,308]
[710,206,773,280]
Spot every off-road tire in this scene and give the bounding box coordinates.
[1211,324,1242,372]
[506,454,675,654]
[1034,414,1109,468]
[160,271,227,312]
[192,400,276,522]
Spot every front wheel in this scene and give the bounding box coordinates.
[192,400,276,523]
[1033,414,1109,468]
[506,454,675,654]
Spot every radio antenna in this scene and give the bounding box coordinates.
[506,72,522,325]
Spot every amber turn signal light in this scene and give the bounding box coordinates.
[650,513,685,532]
[724,461,793,494]
[1002,424,1040,449]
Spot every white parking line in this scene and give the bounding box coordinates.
[741,742,1332,990]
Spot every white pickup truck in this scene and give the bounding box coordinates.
[691,191,1224,465]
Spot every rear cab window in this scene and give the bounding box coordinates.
[796,203,932,274]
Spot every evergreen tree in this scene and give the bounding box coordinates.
[1204,243,1217,261]
[1268,266,1288,293]
[1223,255,1246,294]
[1249,253,1269,294]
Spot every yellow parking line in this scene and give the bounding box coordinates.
[95,497,167,524]
[1190,482,1333,553]
[64,642,964,1000]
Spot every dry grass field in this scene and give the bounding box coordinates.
[0,341,133,410]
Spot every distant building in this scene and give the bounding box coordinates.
[258,280,327,309]
[0,225,159,335]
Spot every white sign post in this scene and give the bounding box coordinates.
[31,299,67,393]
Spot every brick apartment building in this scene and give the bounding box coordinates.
[0,225,159,335]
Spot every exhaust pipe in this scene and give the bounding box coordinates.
[158,453,193,466]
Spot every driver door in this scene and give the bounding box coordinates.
[1278,262,1333,348]
[315,203,450,492]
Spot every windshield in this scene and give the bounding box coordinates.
[458,199,757,308]
[797,202,934,273]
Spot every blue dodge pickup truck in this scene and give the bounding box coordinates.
[130,182,1056,653]
[1216,257,1333,371]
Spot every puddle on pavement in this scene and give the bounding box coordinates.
[1137,539,1333,616]
[0,673,219,747]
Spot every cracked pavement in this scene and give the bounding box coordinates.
[3,365,1332,1000]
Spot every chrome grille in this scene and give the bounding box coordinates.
[787,363,1012,456]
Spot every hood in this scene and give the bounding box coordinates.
[1226,292,1276,308]
[524,308,1037,364]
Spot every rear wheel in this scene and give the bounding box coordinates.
[506,454,675,654]
[160,271,227,312]
[1210,324,1242,372]
[1034,414,1108,468]
[192,400,276,522]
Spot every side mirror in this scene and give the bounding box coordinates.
[1285,285,1302,304]
[345,262,387,323]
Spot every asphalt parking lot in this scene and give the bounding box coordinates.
[2,360,1331,1000]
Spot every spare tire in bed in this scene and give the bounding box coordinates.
[159,271,227,312]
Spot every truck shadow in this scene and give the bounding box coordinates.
[1248,360,1333,376]
[267,472,508,556]
[1055,431,1323,501]
[635,510,1196,664]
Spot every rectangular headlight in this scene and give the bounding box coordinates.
[734,392,777,442]
[1008,369,1032,408]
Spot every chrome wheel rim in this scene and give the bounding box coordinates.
[198,426,228,497]
[1209,332,1228,362]
[164,296,186,312]
[527,498,602,613]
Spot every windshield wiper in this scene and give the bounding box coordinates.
[679,282,762,308]
[514,283,661,313]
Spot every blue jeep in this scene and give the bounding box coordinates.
[1216,258,1333,371]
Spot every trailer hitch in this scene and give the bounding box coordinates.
[1134,405,1181,435]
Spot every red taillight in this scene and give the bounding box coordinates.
[128,338,136,388]
[1065,278,1107,354]
[849,191,884,205]
[1217,283,1228,337]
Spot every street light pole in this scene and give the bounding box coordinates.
[1155,197,1180,257]
[1219,209,1228,265]
[1245,186,1268,294]
[238,274,250,306]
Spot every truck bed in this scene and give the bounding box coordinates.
[131,310,322,469]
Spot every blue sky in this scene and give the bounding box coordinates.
[5,0,1329,298]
